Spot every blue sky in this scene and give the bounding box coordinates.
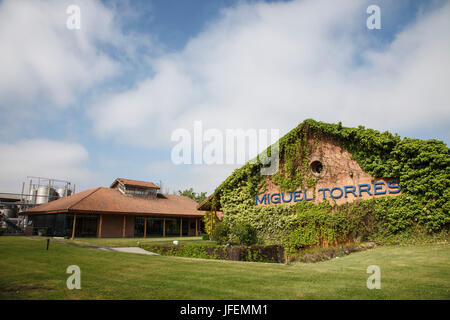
[0,0,449,194]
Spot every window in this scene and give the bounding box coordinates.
[310,160,324,176]
[134,217,145,237]
[125,187,157,197]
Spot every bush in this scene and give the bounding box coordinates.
[141,243,285,263]
[211,222,229,245]
[201,234,210,240]
[229,221,258,246]
[143,244,218,259]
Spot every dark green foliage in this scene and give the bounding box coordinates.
[283,196,450,257]
[229,221,258,246]
[283,201,359,255]
[211,222,229,245]
[177,188,207,203]
[201,234,210,240]
[211,221,259,246]
[142,244,219,259]
[141,243,285,263]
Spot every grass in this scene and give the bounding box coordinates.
[64,236,213,248]
[0,236,449,300]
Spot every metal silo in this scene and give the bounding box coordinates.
[55,187,63,198]
[35,186,50,204]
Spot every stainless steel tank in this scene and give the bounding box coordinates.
[55,187,64,198]
[35,186,50,204]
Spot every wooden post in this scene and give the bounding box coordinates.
[195,218,198,236]
[143,217,147,238]
[97,214,103,238]
[163,218,166,237]
[180,218,182,237]
[210,211,213,235]
[122,215,126,238]
[71,213,77,239]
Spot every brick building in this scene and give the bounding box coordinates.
[198,133,402,213]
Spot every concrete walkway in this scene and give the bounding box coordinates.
[97,246,159,255]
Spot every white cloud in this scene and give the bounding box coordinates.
[146,161,239,194]
[0,139,96,193]
[90,0,450,148]
[0,0,150,109]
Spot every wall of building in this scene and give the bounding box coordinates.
[259,136,402,206]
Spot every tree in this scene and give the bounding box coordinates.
[177,188,207,203]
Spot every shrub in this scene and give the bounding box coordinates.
[141,243,285,263]
[211,222,229,245]
[229,221,258,246]
[201,234,210,240]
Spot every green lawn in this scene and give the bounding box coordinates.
[0,236,449,299]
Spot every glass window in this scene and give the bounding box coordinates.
[165,218,180,236]
[63,214,98,238]
[182,218,188,236]
[147,217,163,236]
[135,217,145,237]
[75,215,98,237]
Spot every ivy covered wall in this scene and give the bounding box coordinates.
[202,119,449,246]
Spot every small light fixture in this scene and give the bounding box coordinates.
[349,171,353,178]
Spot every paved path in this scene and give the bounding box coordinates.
[97,246,159,255]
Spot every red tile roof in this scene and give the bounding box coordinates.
[110,178,160,189]
[21,187,205,217]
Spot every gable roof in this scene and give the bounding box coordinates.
[110,178,160,189]
[22,187,204,217]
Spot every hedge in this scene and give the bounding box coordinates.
[141,244,285,263]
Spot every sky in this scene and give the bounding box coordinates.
[0,0,449,195]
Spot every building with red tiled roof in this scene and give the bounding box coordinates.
[20,179,206,238]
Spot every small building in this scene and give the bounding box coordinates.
[20,178,206,238]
